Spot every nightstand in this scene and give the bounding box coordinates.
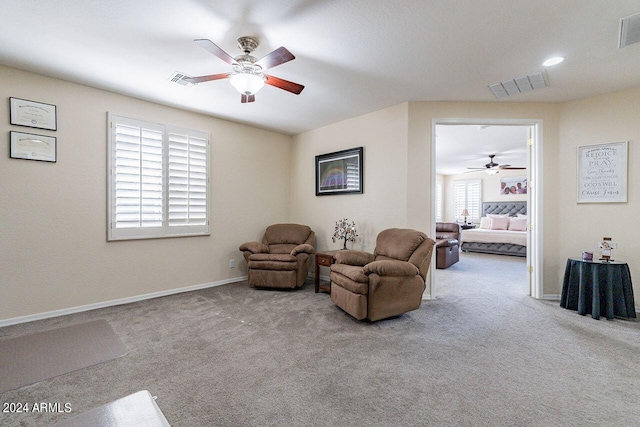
[315,250,339,293]
[460,224,475,230]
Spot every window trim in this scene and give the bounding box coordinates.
[107,113,210,241]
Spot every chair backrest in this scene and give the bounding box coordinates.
[374,228,435,280]
[262,224,314,254]
[435,222,460,240]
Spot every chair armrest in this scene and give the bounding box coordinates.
[291,244,315,256]
[363,260,419,277]
[239,241,269,254]
[334,250,375,266]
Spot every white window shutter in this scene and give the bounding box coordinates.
[452,179,482,223]
[436,182,443,222]
[168,128,209,228]
[113,120,163,230]
[108,114,210,240]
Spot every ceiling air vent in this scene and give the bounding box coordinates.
[168,71,194,86]
[619,12,640,48]
[488,71,548,99]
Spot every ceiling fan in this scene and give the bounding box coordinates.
[185,37,304,103]
[467,154,525,174]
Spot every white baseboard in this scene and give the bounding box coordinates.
[543,294,561,301]
[0,276,247,328]
[421,293,432,300]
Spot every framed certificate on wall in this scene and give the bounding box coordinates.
[10,97,57,131]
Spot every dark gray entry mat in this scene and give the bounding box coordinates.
[0,319,127,393]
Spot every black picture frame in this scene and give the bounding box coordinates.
[315,147,363,196]
[10,131,57,162]
[10,97,57,131]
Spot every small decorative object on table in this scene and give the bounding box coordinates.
[582,251,593,261]
[598,237,616,262]
[332,218,358,250]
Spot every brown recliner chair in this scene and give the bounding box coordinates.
[435,222,460,269]
[239,224,315,289]
[329,228,435,321]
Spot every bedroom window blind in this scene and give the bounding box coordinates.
[453,179,481,223]
[436,181,443,222]
[108,114,210,240]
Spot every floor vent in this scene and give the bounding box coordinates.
[488,71,548,99]
[168,72,193,86]
[619,12,640,48]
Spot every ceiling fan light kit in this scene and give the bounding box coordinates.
[185,36,304,103]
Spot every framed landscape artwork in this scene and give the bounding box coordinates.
[315,147,363,196]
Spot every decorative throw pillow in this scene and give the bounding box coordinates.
[479,217,491,229]
[508,217,527,231]
[487,214,509,218]
[490,217,510,230]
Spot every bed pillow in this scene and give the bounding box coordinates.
[487,214,509,218]
[517,213,527,218]
[490,217,510,230]
[509,217,527,231]
[479,217,491,229]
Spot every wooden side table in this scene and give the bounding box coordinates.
[315,250,339,293]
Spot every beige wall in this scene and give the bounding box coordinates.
[557,87,640,302]
[442,169,528,223]
[289,103,409,252]
[0,65,291,322]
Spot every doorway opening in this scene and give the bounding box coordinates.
[429,119,543,300]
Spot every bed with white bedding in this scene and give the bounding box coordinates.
[460,201,527,257]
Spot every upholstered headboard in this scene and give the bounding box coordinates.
[482,201,527,217]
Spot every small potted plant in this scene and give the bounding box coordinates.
[332,218,358,250]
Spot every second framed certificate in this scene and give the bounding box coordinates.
[10,131,57,162]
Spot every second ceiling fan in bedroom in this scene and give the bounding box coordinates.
[185,37,305,103]
[467,154,525,175]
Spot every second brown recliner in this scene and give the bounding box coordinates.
[329,228,435,321]
[239,224,315,289]
[435,222,460,269]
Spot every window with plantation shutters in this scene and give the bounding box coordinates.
[435,181,443,222]
[108,114,210,240]
[452,179,481,223]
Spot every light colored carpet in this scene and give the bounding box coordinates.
[0,252,638,426]
[0,319,127,394]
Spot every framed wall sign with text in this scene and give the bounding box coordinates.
[577,141,627,203]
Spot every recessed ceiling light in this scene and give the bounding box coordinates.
[542,57,564,67]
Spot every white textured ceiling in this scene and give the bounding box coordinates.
[1,1,639,135]
[435,125,528,175]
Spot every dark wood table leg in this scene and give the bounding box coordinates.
[315,259,320,293]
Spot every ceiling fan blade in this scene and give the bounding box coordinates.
[255,47,295,70]
[194,39,237,66]
[184,73,230,84]
[499,166,526,170]
[265,75,305,95]
[241,94,256,103]
[466,167,486,170]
